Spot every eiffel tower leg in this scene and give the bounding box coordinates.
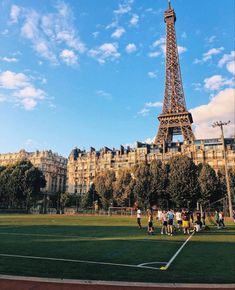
[154,126,169,145]
[181,125,195,142]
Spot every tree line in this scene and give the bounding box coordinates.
[81,156,235,210]
[0,157,234,213]
[0,160,46,211]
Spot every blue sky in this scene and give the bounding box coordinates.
[0,0,234,157]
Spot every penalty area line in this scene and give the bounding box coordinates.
[0,253,163,270]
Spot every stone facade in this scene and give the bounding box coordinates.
[67,138,235,195]
[0,149,67,195]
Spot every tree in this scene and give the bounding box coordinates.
[94,170,116,209]
[0,166,15,207]
[217,167,235,202]
[149,160,169,207]
[132,163,151,209]
[24,166,46,210]
[167,156,200,208]
[198,163,219,205]
[113,169,134,207]
[59,192,71,212]
[0,160,46,209]
[229,167,235,201]
[81,183,100,209]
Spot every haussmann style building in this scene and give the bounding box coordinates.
[0,149,67,195]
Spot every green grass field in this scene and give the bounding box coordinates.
[0,214,234,284]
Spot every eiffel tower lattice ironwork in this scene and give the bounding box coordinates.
[154,1,195,145]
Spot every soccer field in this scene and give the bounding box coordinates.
[0,214,234,284]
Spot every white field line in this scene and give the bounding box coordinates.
[0,232,194,271]
[138,261,167,266]
[0,253,163,270]
[163,231,195,270]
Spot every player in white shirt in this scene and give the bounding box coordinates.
[176,210,182,230]
[136,208,142,229]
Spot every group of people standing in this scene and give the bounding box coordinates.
[137,207,206,236]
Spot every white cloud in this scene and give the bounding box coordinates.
[193,58,202,64]
[151,37,186,56]
[181,32,187,39]
[218,51,235,75]
[192,82,202,91]
[92,31,99,38]
[21,98,37,110]
[152,37,165,48]
[178,46,187,54]
[13,86,45,100]
[60,49,78,65]
[0,70,47,110]
[148,72,157,79]
[33,40,57,63]
[202,47,224,62]
[218,51,235,67]
[88,43,120,64]
[0,70,29,89]
[1,57,18,63]
[148,51,161,58]
[145,101,162,108]
[56,30,86,53]
[126,43,137,53]
[11,2,85,65]
[144,137,154,144]
[1,29,9,36]
[111,27,125,39]
[204,75,234,91]
[114,2,132,15]
[138,101,162,117]
[138,108,150,116]
[226,61,235,75]
[207,35,216,43]
[106,21,118,30]
[96,90,112,100]
[190,88,235,138]
[195,47,224,64]
[10,5,21,23]
[130,14,139,26]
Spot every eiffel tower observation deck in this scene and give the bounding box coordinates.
[154,0,195,145]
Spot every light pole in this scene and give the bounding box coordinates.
[212,120,233,217]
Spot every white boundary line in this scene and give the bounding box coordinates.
[138,261,167,266]
[0,253,164,270]
[0,232,195,271]
[162,231,195,270]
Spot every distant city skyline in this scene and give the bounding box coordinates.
[0,0,234,157]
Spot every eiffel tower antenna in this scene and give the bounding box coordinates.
[168,0,171,9]
[154,1,195,145]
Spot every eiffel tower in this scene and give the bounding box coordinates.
[154,0,195,145]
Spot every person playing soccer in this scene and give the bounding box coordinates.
[161,210,168,235]
[196,211,202,229]
[167,209,174,236]
[136,207,142,229]
[176,209,182,231]
[182,208,190,235]
[147,207,154,235]
[219,210,225,228]
[215,210,220,229]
